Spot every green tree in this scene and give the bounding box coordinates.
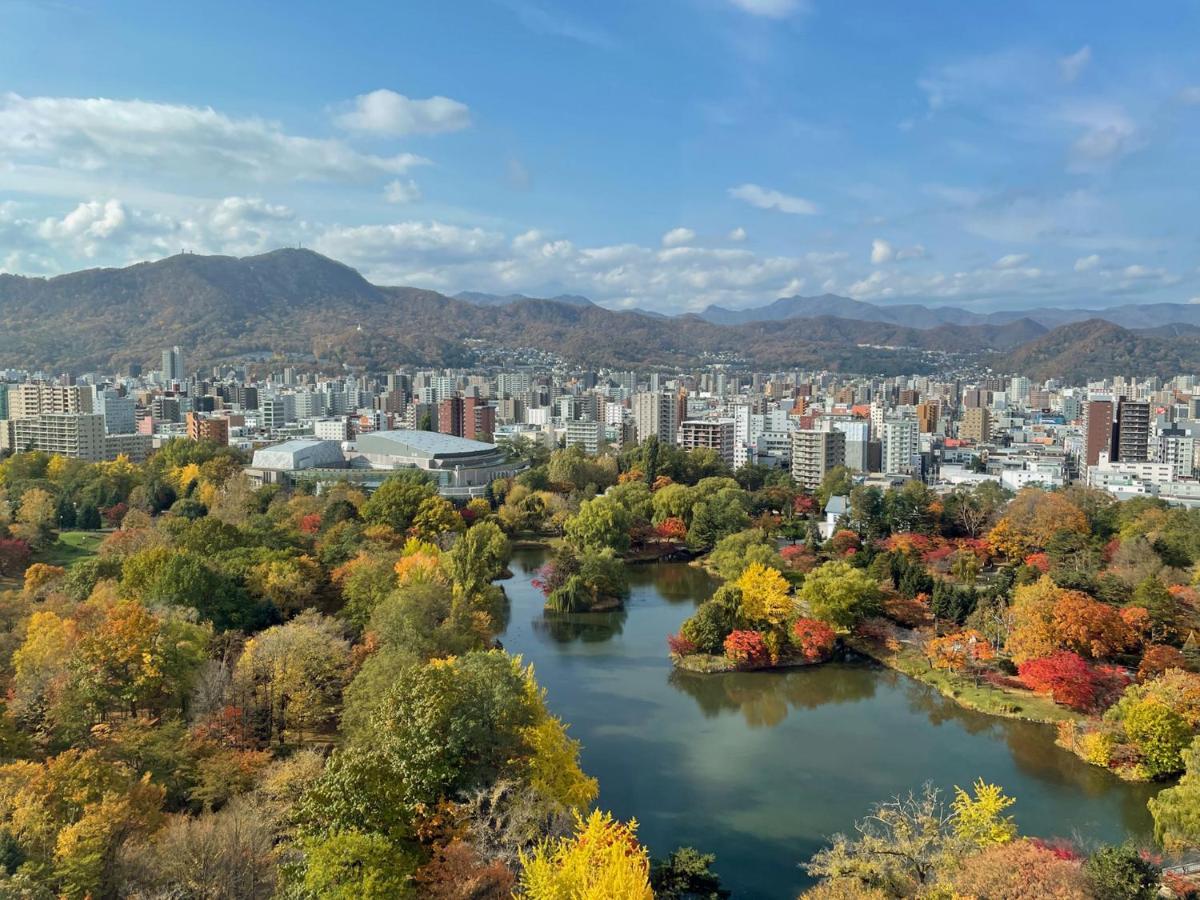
[564,496,631,554]
[233,611,351,744]
[1148,736,1200,850]
[706,529,784,581]
[301,830,418,899]
[650,846,729,899]
[446,520,511,598]
[816,466,854,509]
[361,472,437,533]
[1083,844,1159,900]
[686,489,749,551]
[798,560,882,629]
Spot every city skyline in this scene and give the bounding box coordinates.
[4,1,1200,313]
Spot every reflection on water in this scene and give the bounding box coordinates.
[534,609,628,644]
[669,665,879,727]
[499,547,1160,900]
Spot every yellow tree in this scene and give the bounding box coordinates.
[1005,575,1063,663]
[523,717,599,811]
[951,779,1017,849]
[518,809,653,900]
[987,488,1087,559]
[735,563,793,629]
[11,488,58,551]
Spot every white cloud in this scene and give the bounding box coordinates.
[1074,253,1101,272]
[728,183,818,215]
[918,49,1042,113]
[728,227,747,242]
[896,244,926,261]
[870,239,894,264]
[1062,102,1141,171]
[313,221,506,268]
[512,229,545,252]
[727,0,808,17]
[661,227,696,248]
[0,93,426,182]
[1122,263,1159,279]
[200,197,296,254]
[993,253,1029,269]
[1059,45,1092,82]
[384,179,422,204]
[334,89,471,136]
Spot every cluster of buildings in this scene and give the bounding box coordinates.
[5,346,1200,506]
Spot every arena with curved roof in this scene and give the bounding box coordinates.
[246,429,525,499]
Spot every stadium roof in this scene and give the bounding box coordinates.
[251,438,346,471]
[354,429,499,460]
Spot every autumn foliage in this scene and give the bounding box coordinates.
[1018,652,1118,712]
[925,630,995,674]
[792,618,837,662]
[724,630,770,668]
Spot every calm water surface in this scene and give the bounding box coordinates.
[499,548,1158,899]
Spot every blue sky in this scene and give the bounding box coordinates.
[2,0,1199,312]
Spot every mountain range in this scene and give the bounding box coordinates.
[698,293,1200,330]
[1,248,1199,382]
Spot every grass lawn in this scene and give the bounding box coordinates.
[35,530,105,568]
[852,638,1083,725]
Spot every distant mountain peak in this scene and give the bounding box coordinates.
[455,290,595,309]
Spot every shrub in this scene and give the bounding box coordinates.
[666,633,697,657]
[1077,730,1116,768]
[723,630,770,668]
[950,839,1091,899]
[1121,699,1192,777]
[792,618,837,662]
[1083,844,1159,900]
[1019,652,1103,712]
[679,586,740,655]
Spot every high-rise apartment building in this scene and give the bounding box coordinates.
[916,402,939,434]
[8,382,93,418]
[632,391,679,445]
[565,419,605,454]
[1115,398,1150,462]
[1082,400,1114,468]
[186,412,230,445]
[1159,427,1195,479]
[959,407,991,444]
[882,418,919,475]
[678,419,735,468]
[11,413,106,461]
[162,346,185,383]
[437,397,463,437]
[790,429,846,489]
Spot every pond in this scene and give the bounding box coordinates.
[498,547,1161,899]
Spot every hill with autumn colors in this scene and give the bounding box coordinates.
[1,249,1198,379]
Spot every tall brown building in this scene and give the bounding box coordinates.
[463,397,495,441]
[437,397,464,437]
[1082,400,1114,467]
[185,412,230,445]
[916,402,939,434]
[438,396,495,441]
[959,407,990,444]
